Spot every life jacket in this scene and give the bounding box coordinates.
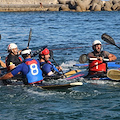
[40,61,59,76]
[89,51,107,75]
[19,57,22,62]
[5,55,22,71]
[89,60,107,75]
[40,61,51,69]
[25,59,43,84]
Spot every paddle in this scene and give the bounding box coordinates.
[27,28,32,48]
[0,29,32,71]
[31,46,47,57]
[50,50,59,66]
[79,54,88,63]
[101,33,120,49]
[49,50,65,75]
[101,33,120,80]
[107,69,120,80]
[0,67,6,70]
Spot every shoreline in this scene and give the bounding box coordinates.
[0,0,119,12]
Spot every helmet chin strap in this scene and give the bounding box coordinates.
[10,51,19,56]
[94,49,101,53]
[42,55,47,62]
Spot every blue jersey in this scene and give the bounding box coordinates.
[11,58,43,84]
[40,62,59,75]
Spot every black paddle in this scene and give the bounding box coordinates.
[27,28,32,48]
[31,46,47,57]
[101,33,120,49]
[50,50,59,66]
[79,54,88,63]
[49,50,64,75]
[0,67,6,70]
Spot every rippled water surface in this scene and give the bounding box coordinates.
[0,11,120,120]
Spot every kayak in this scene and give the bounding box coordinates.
[36,82,83,90]
[66,69,120,82]
[66,71,88,80]
[64,69,81,77]
[2,81,83,89]
[0,69,84,90]
[43,69,82,81]
[69,61,120,82]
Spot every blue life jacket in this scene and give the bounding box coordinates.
[25,59,43,84]
[51,63,59,72]
[40,61,59,75]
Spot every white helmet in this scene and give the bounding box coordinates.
[7,43,18,52]
[92,40,101,46]
[21,48,31,55]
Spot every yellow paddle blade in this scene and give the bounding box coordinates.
[64,70,81,78]
[107,69,120,80]
[70,82,83,86]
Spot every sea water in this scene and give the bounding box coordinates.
[0,11,120,120]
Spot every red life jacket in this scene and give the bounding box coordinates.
[89,60,107,75]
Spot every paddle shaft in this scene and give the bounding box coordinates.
[27,28,32,48]
[50,50,65,76]
[0,67,6,70]
[52,57,65,75]
[114,44,120,49]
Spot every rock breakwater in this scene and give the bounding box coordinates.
[0,0,120,12]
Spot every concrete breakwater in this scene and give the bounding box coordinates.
[0,0,120,12]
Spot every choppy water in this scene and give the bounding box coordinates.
[0,11,120,120]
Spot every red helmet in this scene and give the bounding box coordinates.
[40,48,49,55]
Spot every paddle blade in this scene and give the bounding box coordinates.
[107,69,120,80]
[31,45,47,57]
[70,82,83,86]
[27,28,32,48]
[79,54,88,63]
[101,33,115,45]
